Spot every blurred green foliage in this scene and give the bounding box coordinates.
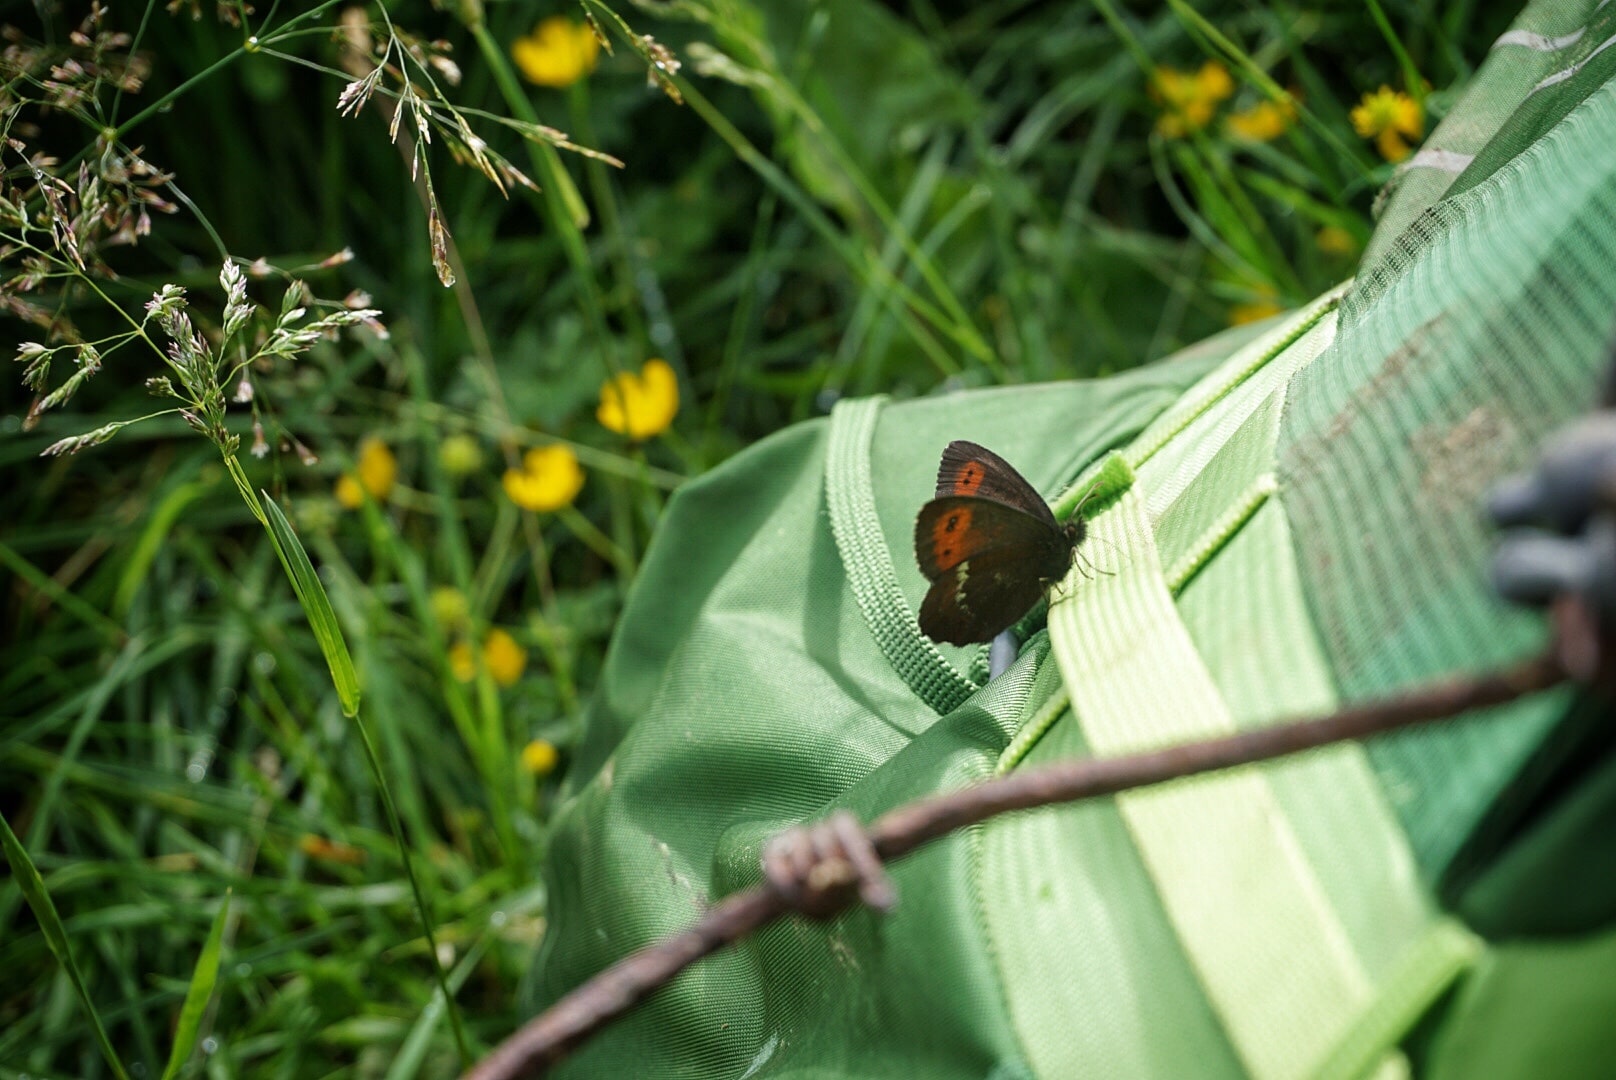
[0,0,1517,1075]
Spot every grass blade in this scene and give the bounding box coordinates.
[0,809,132,1080]
[258,489,362,718]
[159,888,231,1080]
[383,935,490,1080]
[351,712,474,1066]
[253,494,468,1060]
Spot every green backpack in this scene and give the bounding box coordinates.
[531,3,1616,1076]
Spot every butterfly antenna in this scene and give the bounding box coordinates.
[1085,533,1122,559]
[1076,545,1116,579]
[1071,477,1105,517]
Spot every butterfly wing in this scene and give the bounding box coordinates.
[917,494,1056,577]
[918,534,1071,645]
[935,441,1059,528]
[915,496,1076,644]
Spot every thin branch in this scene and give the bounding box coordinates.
[463,648,1569,1079]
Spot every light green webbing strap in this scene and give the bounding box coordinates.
[1025,292,1477,1077]
[826,397,979,715]
[1049,486,1383,1079]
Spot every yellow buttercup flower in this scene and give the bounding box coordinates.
[512,17,600,89]
[1151,60,1234,138]
[503,444,585,512]
[449,628,527,687]
[1351,86,1423,162]
[334,476,362,507]
[335,437,397,509]
[1226,95,1296,142]
[448,641,475,682]
[597,358,679,440]
[1229,299,1283,325]
[481,628,527,686]
[521,738,559,776]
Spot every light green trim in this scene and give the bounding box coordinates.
[995,686,1071,775]
[1034,282,1478,1076]
[1164,474,1277,594]
[1124,285,1348,475]
[1051,447,1137,522]
[826,397,979,714]
[1138,316,1338,526]
[1316,920,1482,1080]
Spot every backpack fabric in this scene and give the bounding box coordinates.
[530,3,1616,1075]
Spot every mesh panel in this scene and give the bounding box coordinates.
[1280,74,1616,878]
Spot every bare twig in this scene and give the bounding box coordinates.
[463,647,1570,1079]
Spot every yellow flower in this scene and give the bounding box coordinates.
[503,444,585,512]
[439,433,484,477]
[1151,60,1234,138]
[482,628,527,686]
[449,628,527,687]
[511,17,600,88]
[1351,86,1423,162]
[597,358,679,440]
[1316,225,1359,256]
[335,437,397,509]
[521,738,559,776]
[1226,95,1296,142]
[448,640,476,682]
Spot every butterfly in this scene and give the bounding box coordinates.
[914,440,1086,646]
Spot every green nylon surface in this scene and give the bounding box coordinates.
[1043,462,1442,1080]
[980,688,1247,1080]
[1425,924,1616,1080]
[1152,389,1283,585]
[1436,2,1616,225]
[534,361,1225,1077]
[1052,488,1372,1079]
[1178,503,1432,988]
[1121,287,1347,488]
[1126,312,1457,1075]
[1455,701,1616,936]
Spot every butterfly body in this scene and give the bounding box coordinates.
[914,441,1085,646]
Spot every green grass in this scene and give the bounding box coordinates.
[1,0,1515,1075]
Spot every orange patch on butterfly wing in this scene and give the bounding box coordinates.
[952,460,987,495]
[930,503,973,569]
[918,496,1050,577]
